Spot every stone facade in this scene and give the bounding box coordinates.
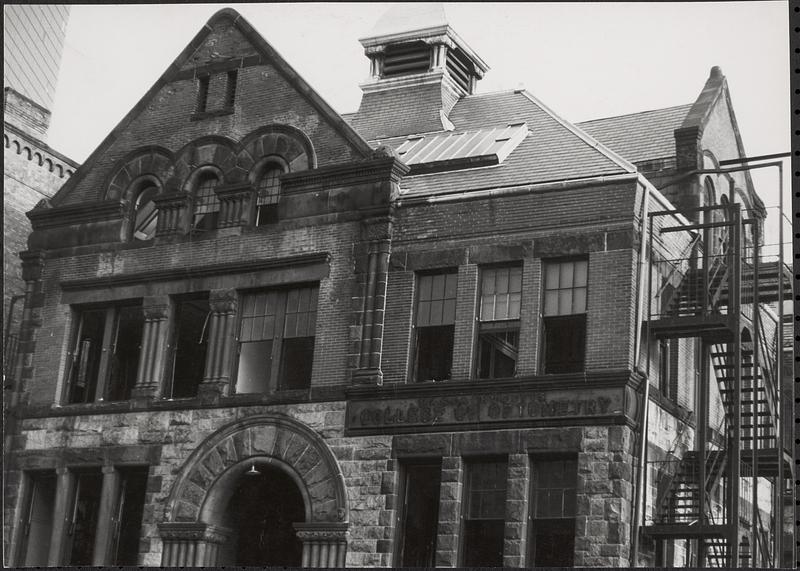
[4,5,787,569]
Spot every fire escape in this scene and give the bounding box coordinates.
[642,202,791,567]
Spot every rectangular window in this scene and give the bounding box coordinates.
[196,75,209,112]
[65,470,104,565]
[461,459,508,567]
[477,266,522,379]
[397,462,442,566]
[168,296,210,398]
[235,285,318,393]
[542,259,588,373]
[528,458,577,567]
[66,304,144,404]
[414,272,457,382]
[17,472,57,566]
[658,339,671,397]
[225,70,238,108]
[110,467,149,565]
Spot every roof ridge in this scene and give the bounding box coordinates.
[518,90,636,174]
[577,103,694,125]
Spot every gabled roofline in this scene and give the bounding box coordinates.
[518,90,637,174]
[50,7,374,207]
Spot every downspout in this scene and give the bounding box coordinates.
[630,176,651,565]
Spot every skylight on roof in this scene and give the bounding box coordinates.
[395,123,529,171]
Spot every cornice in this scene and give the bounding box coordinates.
[281,156,410,193]
[27,200,125,229]
[59,252,329,290]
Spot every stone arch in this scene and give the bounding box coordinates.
[238,124,316,178]
[171,136,239,189]
[105,146,173,200]
[164,413,347,524]
[160,413,349,566]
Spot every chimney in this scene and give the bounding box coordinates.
[350,3,489,140]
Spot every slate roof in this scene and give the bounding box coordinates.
[576,104,693,164]
[344,89,635,196]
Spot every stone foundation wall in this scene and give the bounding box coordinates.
[7,404,638,567]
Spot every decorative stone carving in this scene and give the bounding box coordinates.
[152,192,190,236]
[132,296,171,399]
[199,289,238,401]
[214,183,257,228]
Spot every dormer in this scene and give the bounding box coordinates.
[350,3,490,140]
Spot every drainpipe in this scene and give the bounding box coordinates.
[630,177,651,566]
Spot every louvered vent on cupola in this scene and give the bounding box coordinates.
[445,47,474,93]
[382,41,431,78]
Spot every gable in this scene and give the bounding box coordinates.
[50,8,372,208]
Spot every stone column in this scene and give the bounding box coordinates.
[352,217,392,386]
[91,465,121,565]
[294,522,350,567]
[158,522,231,566]
[503,453,531,567]
[199,289,238,402]
[152,192,190,236]
[131,297,171,400]
[435,456,464,567]
[47,466,74,566]
[215,183,256,228]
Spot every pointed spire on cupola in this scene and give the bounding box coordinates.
[350,2,490,140]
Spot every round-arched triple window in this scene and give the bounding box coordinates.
[132,186,159,241]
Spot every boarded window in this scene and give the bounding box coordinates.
[192,172,220,230]
[168,297,210,398]
[235,285,318,393]
[477,266,522,379]
[542,260,588,374]
[398,462,441,566]
[414,272,457,382]
[462,459,508,567]
[529,458,577,567]
[66,304,143,404]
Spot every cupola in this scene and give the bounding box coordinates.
[350,3,490,140]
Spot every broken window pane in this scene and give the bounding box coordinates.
[543,315,586,374]
[192,173,220,230]
[415,324,454,382]
[132,186,158,241]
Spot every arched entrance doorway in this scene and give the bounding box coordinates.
[227,462,304,565]
[158,414,350,567]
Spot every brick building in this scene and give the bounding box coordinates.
[4,5,77,375]
[3,6,791,567]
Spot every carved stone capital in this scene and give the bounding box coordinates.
[143,304,170,321]
[158,522,232,544]
[294,522,350,541]
[351,368,383,387]
[363,45,385,56]
[361,216,394,242]
[209,288,238,314]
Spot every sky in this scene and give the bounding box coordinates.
[42,2,790,256]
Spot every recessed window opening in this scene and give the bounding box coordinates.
[196,75,210,113]
[461,459,508,567]
[225,70,238,108]
[397,462,442,566]
[65,303,144,404]
[17,472,57,566]
[255,164,283,226]
[168,296,210,398]
[542,259,588,374]
[446,47,474,93]
[192,171,221,230]
[132,185,158,241]
[65,470,104,565]
[110,467,149,565]
[414,272,457,382]
[477,266,522,379]
[528,458,577,567]
[235,285,318,394]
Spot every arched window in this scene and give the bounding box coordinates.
[192,171,221,230]
[132,186,159,241]
[255,163,284,226]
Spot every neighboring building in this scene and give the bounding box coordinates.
[3,6,791,568]
[4,5,76,375]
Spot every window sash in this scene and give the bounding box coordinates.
[543,260,588,316]
[416,273,458,327]
[256,167,282,206]
[480,266,522,321]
